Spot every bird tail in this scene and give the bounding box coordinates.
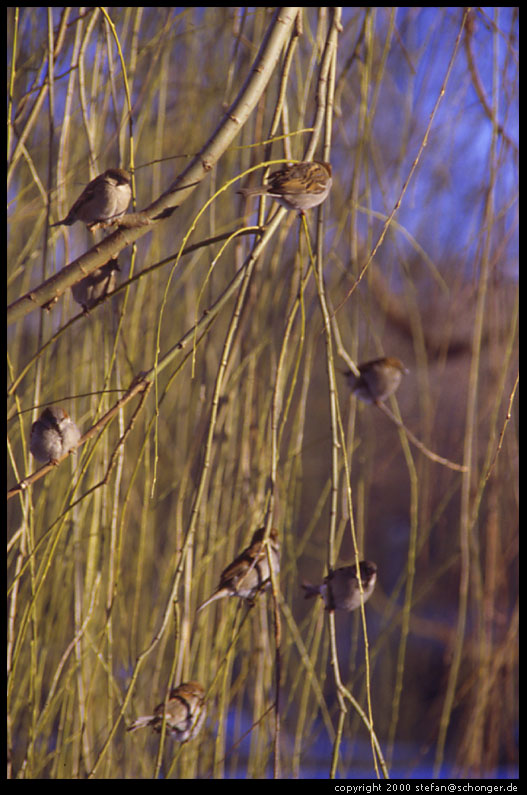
[127,715,154,732]
[301,582,320,600]
[196,588,227,613]
[237,187,265,198]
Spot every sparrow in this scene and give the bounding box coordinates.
[238,161,332,213]
[29,406,81,464]
[127,681,206,742]
[50,168,132,230]
[197,527,280,613]
[71,258,120,312]
[302,560,377,612]
[346,357,408,404]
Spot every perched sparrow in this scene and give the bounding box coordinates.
[29,407,81,464]
[346,357,408,404]
[128,681,206,742]
[197,527,280,613]
[302,560,377,612]
[238,161,332,213]
[71,258,120,312]
[51,168,132,230]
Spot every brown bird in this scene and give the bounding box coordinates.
[197,527,280,613]
[51,168,132,231]
[29,407,81,464]
[71,259,120,312]
[238,161,332,213]
[346,357,408,404]
[302,560,378,612]
[127,681,206,742]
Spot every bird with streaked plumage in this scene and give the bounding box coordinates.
[127,681,206,742]
[238,161,332,213]
[197,527,280,613]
